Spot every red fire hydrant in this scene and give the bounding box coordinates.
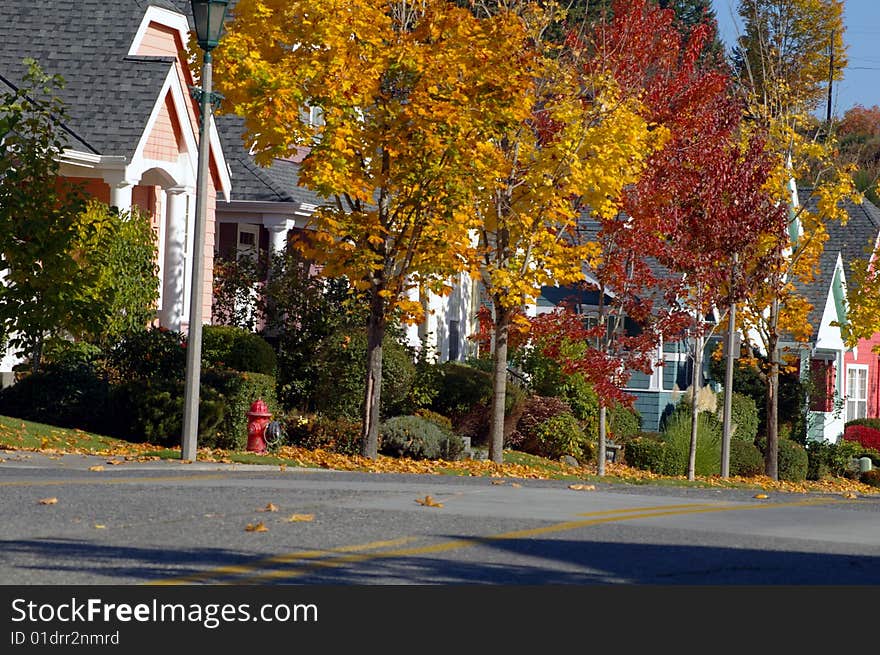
[246,399,272,454]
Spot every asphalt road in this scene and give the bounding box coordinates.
[2,449,880,585]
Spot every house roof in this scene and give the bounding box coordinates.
[0,0,183,159]
[215,113,323,206]
[798,189,880,342]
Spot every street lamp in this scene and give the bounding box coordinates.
[181,0,229,461]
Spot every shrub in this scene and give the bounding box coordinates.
[661,410,722,477]
[431,362,526,446]
[532,413,591,462]
[729,439,764,477]
[509,395,573,450]
[414,408,453,432]
[625,435,679,476]
[379,415,465,461]
[843,424,880,452]
[107,380,225,447]
[106,328,186,383]
[776,439,808,482]
[201,369,280,450]
[0,362,109,432]
[284,414,362,456]
[845,418,880,431]
[861,469,880,488]
[609,404,641,441]
[398,344,447,414]
[716,391,759,443]
[312,328,415,420]
[431,362,493,419]
[806,440,858,480]
[202,325,277,376]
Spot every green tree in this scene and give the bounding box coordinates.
[78,201,160,345]
[0,60,88,371]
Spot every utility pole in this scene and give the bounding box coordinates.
[721,253,739,479]
[826,29,834,127]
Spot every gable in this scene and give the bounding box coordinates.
[815,254,847,352]
[143,94,186,163]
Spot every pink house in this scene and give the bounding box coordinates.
[0,0,231,380]
[796,191,880,441]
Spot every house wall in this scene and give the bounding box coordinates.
[844,333,880,419]
[143,94,185,163]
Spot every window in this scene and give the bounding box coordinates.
[846,365,868,421]
[809,359,835,413]
[448,320,460,361]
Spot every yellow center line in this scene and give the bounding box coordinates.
[151,537,419,586]
[229,497,847,584]
[151,502,734,585]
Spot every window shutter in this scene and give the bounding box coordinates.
[810,359,835,412]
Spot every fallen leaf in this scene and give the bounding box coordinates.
[38,497,58,505]
[94,524,106,529]
[106,460,124,466]
[510,483,522,488]
[491,480,506,485]
[245,522,268,532]
[569,484,596,491]
[88,465,104,472]
[285,514,314,522]
[415,495,443,508]
[279,464,288,471]
[753,493,769,499]
[842,492,857,499]
[258,502,279,512]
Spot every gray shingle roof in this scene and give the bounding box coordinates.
[797,189,880,341]
[0,0,185,157]
[215,113,323,206]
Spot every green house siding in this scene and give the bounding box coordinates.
[628,370,651,390]
[629,390,678,432]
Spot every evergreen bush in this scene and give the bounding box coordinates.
[312,328,415,420]
[533,413,591,462]
[624,435,678,476]
[729,439,764,477]
[284,414,362,456]
[716,391,759,443]
[379,415,465,461]
[776,439,808,482]
[202,325,277,376]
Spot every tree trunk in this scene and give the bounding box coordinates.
[597,405,607,477]
[31,333,44,374]
[765,351,780,480]
[488,307,511,464]
[764,295,780,481]
[361,292,386,460]
[687,332,703,481]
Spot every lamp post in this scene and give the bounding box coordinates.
[181,0,229,462]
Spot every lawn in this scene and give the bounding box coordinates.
[1,414,877,495]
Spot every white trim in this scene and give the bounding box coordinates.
[127,6,190,57]
[845,363,869,422]
[814,253,846,352]
[130,66,198,187]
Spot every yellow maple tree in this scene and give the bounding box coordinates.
[733,0,857,480]
[213,0,536,457]
[469,2,667,463]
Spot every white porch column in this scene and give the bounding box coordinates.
[108,180,134,212]
[263,216,293,276]
[159,186,189,331]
